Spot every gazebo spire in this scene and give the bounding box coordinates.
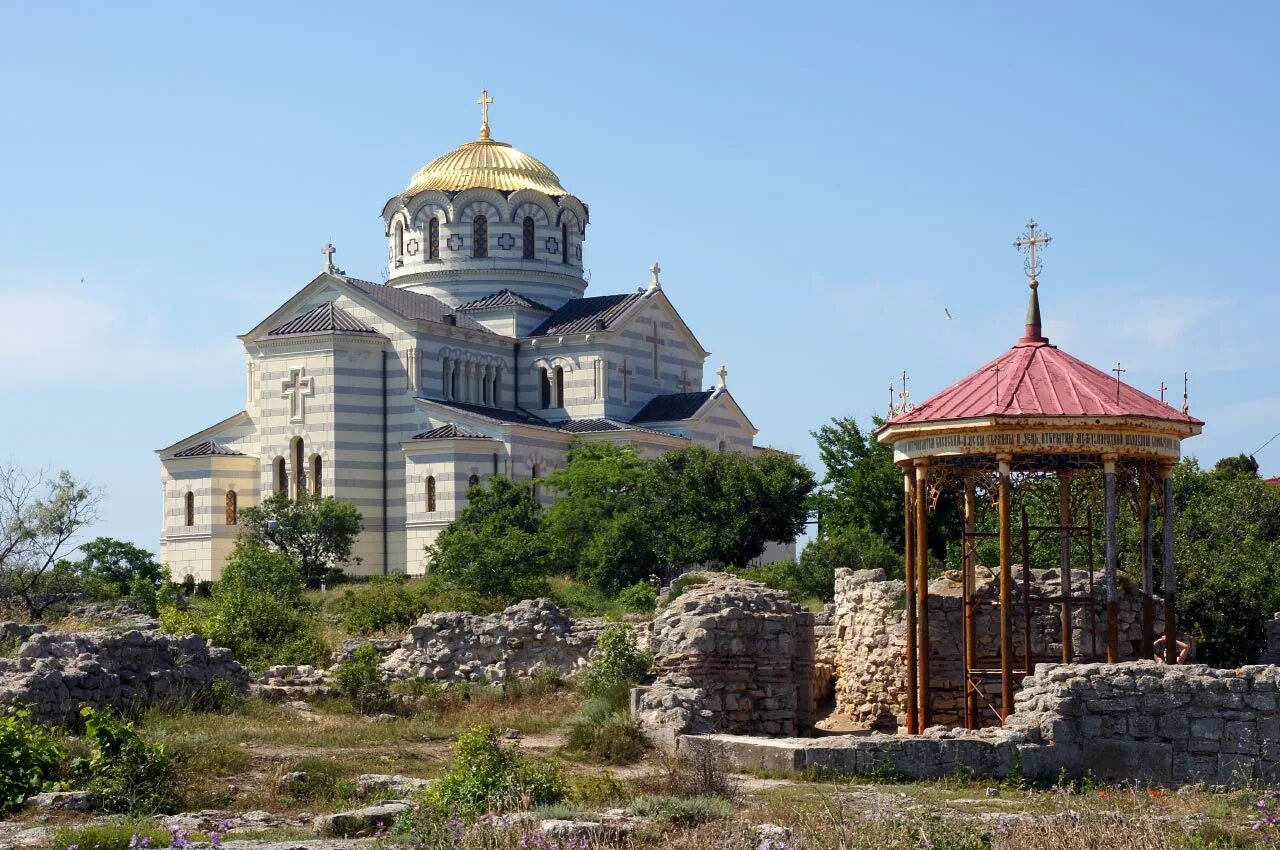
[1013,219,1052,344]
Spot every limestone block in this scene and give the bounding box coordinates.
[313,802,409,837]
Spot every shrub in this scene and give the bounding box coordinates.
[666,572,708,601]
[616,581,658,614]
[408,724,566,823]
[626,794,733,826]
[75,707,176,815]
[563,697,649,764]
[331,644,391,714]
[578,624,651,710]
[47,821,169,850]
[0,708,62,811]
[331,575,432,635]
[640,747,739,801]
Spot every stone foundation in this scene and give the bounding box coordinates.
[683,661,1280,788]
[0,629,248,724]
[632,573,816,747]
[831,566,1164,729]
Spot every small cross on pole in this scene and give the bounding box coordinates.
[888,382,896,417]
[1111,362,1126,405]
[476,89,494,140]
[1182,371,1190,414]
[898,370,911,412]
[1013,219,1053,283]
[322,243,336,273]
[1159,381,1168,403]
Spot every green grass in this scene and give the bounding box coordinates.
[44,820,170,850]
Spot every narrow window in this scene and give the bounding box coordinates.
[292,437,305,497]
[427,476,437,512]
[522,216,535,259]
[274,458,287,494]
[394,221,404,259]
[428,218,440,259]
[561,223,569,264]
[184,491,195,527]
[225,490,237,525]
[531,464,541,501]
[472,215,488,258]
[718,440,727,453]
[311,455,322,496]
[554,366,565,408]
[540,368,551,408]
[468,474,480,488]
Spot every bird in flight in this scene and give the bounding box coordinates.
[945,307,954,320]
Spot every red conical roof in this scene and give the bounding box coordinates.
[887,335,1202,426]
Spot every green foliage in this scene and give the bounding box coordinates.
[744,523,904,602]
[159,542,329,672]
[47,820,169,850]
[666,572,708,601]
[542,442,661,594]
[546,577,618,618]
[646,445,815,569]
[0,708,62,811]
[409,724,566,822]
[75,707,175,815]
[626,795,734,826]
[331,575,435,635]
[616,581,658,613]
[563,696,649,764]
[66,537,163,603]
[331,645,391,714]
[427,476,551,601]
[578,624,651,710]
[1214,453,1260,477]
[238,491,363,586]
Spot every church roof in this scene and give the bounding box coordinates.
[527,293,643,337]
[342,277,490,332]
[172,440,245,458]
[404,137,569,197]
[428,399,552,427]
[267,302,378,337]
[411,423,493,440]
[458,289,553,313]
[632,390,715,423]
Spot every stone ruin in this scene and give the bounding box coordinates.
[0,628,248,724]
[829,566,1164,730]
[632,573,816,748]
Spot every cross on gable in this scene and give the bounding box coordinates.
[322,243,336,272]
[643,319,664,377]
[618,359,633,402]
[678,369,693,392]
[282,368,314,422]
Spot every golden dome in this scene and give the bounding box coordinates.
[404,136,569,197]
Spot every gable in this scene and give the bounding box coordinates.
[608,290,710,360]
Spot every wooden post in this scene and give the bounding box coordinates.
[1140,476,1155,659]
[1059,472,1073,663]
[1021,507,1032,681]
[998,455,1014,722]
[903,468,918,734]
[963,475,978,729]
[1162,466,1177,664]
[915,462,931,728]
[1104,458,1120,663]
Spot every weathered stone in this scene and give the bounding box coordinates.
[354,774,436,798]
[23,791,95,812]
[313,802,409,837]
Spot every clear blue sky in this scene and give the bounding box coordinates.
[2,3,1278,553]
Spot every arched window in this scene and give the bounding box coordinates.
[311,455,322,496]
[468,474,480,488]
[561,223,569,264]
[428,218,440,259]
[184,491,195,526]
[426,476,436,512]
[718,440,727,453]
[274,458,287,494]
[291,437,305,497]
[539,368,551,408]
[472,215,488,258]
[554,366,565,407]
[531,464,541,501]
[522,216,535,259]
[225,490,237,525]
[394,221,404,260]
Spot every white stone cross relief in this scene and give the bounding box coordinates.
[644,319,664,378]
[618,359,633,403]
[282,368,314,422]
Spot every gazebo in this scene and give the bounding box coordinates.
[876,221,1203,733]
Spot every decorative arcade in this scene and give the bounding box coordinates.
[876,221,1204,732]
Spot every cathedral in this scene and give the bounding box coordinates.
[158,94,779,581]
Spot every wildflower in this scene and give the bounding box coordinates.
[138,840,151,850]
[208,832,221,849]
[66,845,79,850]
[1097,789,1111,800]
[1260,798,1270,810]
[994,823,1010,836]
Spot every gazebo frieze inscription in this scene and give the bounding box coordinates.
[894,428,1181,460]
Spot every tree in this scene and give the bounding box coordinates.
[426,476,551,600]
[541,443,660,594]
[0,466,99,619]
[1213,453,1260,478]
[68,537,162,599]
[645,445,815,569]
[810,416,903,548]
[238,492,363,586]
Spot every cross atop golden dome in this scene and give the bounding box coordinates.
[403,91,570,197]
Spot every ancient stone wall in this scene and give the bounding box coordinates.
[0,629,249,724]
[831,566,1164,729]
[378,598,607,683]
[1260,614,1280,664]
[632,573,815,746]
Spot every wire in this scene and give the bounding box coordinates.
[1253,429,1280,458]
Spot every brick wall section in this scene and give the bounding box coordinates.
[633,574,816,745]
[831,566,1164,729]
